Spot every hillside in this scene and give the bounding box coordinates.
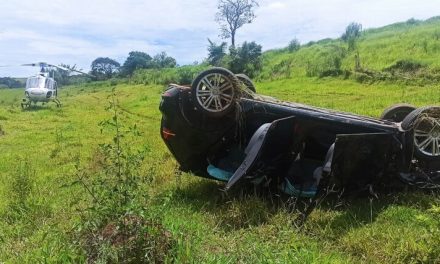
[260,16,440,81]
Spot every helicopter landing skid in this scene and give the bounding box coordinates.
[20,98,62,109]
[53,99,62,107]
[21,98,31,109]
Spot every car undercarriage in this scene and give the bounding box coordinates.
[160,67,440,197]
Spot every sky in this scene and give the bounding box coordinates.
[1,0,440,77]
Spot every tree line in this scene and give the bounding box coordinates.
[90,51,177,80]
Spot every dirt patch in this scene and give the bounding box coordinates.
[83,215,174,263]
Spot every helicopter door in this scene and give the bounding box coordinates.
[45,78,55,90]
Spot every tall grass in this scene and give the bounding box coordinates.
[260,16,440,82]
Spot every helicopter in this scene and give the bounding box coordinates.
[1,62,91,108]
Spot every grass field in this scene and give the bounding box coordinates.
[0,75,439,263]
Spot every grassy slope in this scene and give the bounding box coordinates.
[1,17,440,263]
[261,16,440,78]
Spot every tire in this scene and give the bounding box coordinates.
[380,103,416,122]
[236,73,256,93]
[401,106,440,160]
[191,67,239,118]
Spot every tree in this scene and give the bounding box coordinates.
[90,57,120,80]
[207,38,228,66]
[152,52,177,68]
[0,77,22,88]
[53,64,74,85]
[215,0,259,47]
[228,41,262,77]
[121,51,153,76]
[341,22,362,70]
[341,22,362,51]
[287,38,301,53]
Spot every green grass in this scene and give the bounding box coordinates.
[260,17,440,80]
[1,16,440,263]
[0,75,439,263]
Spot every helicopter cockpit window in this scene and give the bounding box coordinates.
[26,77,46,89]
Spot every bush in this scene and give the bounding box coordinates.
[227,41,263,78]
[406,18,421,25]
[287,39,300,53]
[1,161,49,227]
[268,59,294,80]
[305,45,346,77]
[73,89,175,262]
[384,60,425,73]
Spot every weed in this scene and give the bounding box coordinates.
[50,129,65,158]
[73,87,174,262]
[269,59,293,80]
[4,161,34,220]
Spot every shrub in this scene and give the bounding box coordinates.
[305,45,346,77]
[207,39,228,66]
[384,60,425,73]
[269,59,294,80]
[73,88,175,262]
[227,41,263,78]
[341,22,362,51]
[3,161,35,222]
[287,39,300,53]
[406,18,420,25]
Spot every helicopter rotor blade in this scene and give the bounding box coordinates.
[68,68,94,77]
[2,62,95,77]
[21,62,47,67]
[44,63,94,77]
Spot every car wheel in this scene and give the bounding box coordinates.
[401,106,440,160]
[191,67,239,118]
[236,73,256,93]
[380,103,416,122]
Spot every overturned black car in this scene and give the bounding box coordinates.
[159,67,440,197]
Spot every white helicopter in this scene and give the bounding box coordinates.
[1,62,90,108]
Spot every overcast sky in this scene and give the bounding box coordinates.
[1,0,440,77]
